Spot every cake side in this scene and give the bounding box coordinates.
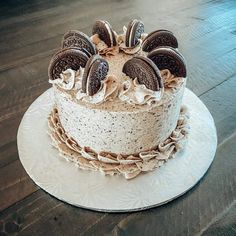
[48,105,189,179]
[54,80,185,155]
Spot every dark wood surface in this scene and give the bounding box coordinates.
[0,0,236,235]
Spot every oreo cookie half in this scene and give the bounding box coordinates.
[147,46,187,77]
[92,20,117,47]
[82,55,109,96]
[142,30,178,52]
[48,47,89,81]
[122,55,163,91]
[125,19,144,47]
[62,30,97,56]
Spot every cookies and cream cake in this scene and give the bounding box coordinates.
[47,19,189,179]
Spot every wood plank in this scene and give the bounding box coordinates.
[0,140,17,169]
[201,201,236,236]
[200,74,236,143]
[187,48,236,96]
[0,160,38,211]
[0,190,106,235]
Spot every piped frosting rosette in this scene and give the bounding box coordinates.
[49,68,84,90]
[119,78,163,105]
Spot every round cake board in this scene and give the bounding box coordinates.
[17,88,217,212]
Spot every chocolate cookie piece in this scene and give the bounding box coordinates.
[48,47,89,81]
[142,30,178,52]
[92,20,117,47]
[122,56,163,91]
[125,19,144,47]
[62,30,96,55]
[147,46,187,77]
[82,55,109,96]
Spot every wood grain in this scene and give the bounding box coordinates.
[0,0,235,235]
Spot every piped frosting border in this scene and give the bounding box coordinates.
[48,106,190,180]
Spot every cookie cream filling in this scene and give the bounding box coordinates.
[104,21,115,47]
[48,106,189,179]
[128,20,136,46]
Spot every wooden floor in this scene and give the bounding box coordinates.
[0,0,236,235]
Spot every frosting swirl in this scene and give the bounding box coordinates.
[91,34,118,56]
[119,78,163,105]
[49,68,83,90]
[161,69,184,89]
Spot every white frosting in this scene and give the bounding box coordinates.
[49,68,83,90]
[119,78,163,105]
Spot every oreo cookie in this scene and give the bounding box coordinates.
[92,20,117,47]
[142,30,178,52]
[125,19,144,47]
[122,56,163,91]
[48,47,89,81]
[82,55,109,96]
[147,46,187,77]
[62,30,96,56]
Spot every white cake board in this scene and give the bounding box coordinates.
[17,88,217,212]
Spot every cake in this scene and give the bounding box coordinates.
[47,20,189,179]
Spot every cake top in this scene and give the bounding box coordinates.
[48,19,187,110]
